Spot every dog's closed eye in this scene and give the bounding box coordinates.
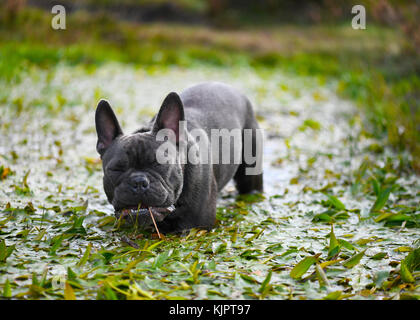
[107,165,126,175]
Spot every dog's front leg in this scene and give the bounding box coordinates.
[158,175,218,234]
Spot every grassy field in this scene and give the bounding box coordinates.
[0,6,419,300]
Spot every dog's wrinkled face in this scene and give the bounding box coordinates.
[101,133,183,212]
[95,93,184,214]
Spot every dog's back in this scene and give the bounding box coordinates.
[180,82,262,193]
[180,82,255,134]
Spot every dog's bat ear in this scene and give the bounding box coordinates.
[153,92,185,142]
[95,99,123,156]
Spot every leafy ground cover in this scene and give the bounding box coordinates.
[0,64,418,299]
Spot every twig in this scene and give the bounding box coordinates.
[121,235,139,249]
[397,220,407,234]
[148,207,161,239]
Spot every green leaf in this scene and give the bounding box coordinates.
[100,251,115,264]
[356,238,376,246]
[338,239,356,251]
[3,279,12,298]
[400,293,420,300]
[153,251,169,269]
[312,208,349,223]
[323,291,342,300]
[328,245,340,259]
[77,243,91,267]
[64,216,86,235]
[208,260,216,270]
[6,245,15,261]
[300,119,321,131]
[265,243,283,253]
[246,228,265,243]
[97,215,116,227]
[400,260,415,283]
[328,225,340,259]
[290,254,319,279]
[239,249,261,260]
[214,242,227,254]
[0,239,15,262]
[67,267,78,281]
[385,214,415,224]
[342,250,366,268]
[31,273,39,286]
[404,248,420,272]
[49,234,64,255]
[258,270,272,293]
[371,177,380,196]
[64,281,76,300]
[239,273,258,284]
[374,212,393,222]
[40,268,48,288]
[123,257,143,273]
[370,252,387,260]
[324,193,346,211]
[375,212,414,225]
[34,229,47,241]
[312,212,334,223]
[146,240,164,252]
[370,187,392,213]
[23,170,30,188]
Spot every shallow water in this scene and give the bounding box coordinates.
[0,64,418,299]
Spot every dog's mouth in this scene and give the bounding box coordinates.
[116,204,175,215]
[115,204,175,226]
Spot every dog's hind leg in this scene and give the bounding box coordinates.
[234,114,263,194]
[234,161,263,194]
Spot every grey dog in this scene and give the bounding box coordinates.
[95,82,263,233]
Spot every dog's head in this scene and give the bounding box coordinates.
[95,93,184,214]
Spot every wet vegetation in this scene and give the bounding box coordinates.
[0,1,419,300]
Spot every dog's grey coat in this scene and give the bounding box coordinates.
[95,82,263,233]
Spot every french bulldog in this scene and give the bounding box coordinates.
[95,82,263,233]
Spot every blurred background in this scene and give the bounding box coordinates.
[1,0,419,170]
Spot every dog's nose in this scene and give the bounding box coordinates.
[129,174,150,193]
